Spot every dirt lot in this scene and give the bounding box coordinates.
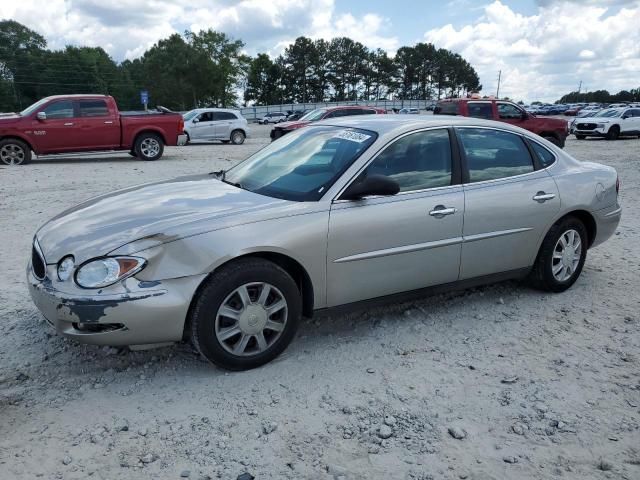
[0,123,639,480]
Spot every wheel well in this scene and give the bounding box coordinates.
[231,128,246,136]
[540,131,559,140]
[0,135,34,152]
[561,210,597,248]
[182,252,315,341]
[134,129,166,146]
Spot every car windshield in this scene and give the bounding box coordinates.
[594,109,622,118]
[224,126,377,201]
[299,108,328,121]
[183,110,199,121]
[19,97,51,116]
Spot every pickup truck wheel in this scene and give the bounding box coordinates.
[135,133,164,161]
[230,130,246,145]
[606,126,619,141]
[128,151,137,157]
[542,135,561,147]
[0,139,31,165]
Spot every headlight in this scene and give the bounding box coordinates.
[596,123,605,128]
[57,256,75,281]
[75,257,146,289]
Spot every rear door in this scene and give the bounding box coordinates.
[327,128,464,306]
[456,127,560,279]
[74,99,120,149]
[621,109,640,134]
[213,111,238,139]
[466,101,494,120]
[31,99,79,153]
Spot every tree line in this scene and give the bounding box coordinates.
[0,19,481,112]
[556,89,640,104]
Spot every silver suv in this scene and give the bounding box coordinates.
[183,108,248,144]
[258,112,288,124]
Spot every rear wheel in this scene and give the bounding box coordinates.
[0,138,31,165]
[606,126,620,140]
[134,133,164,161]
[230,129,246,145]
[189,258,301,370]
[542,135,561,147]
[529,217,587,292]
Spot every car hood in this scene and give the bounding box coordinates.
[0,113,21,123]
[36,174,293,264]
[276,120,311,130]
[576,116,611,122]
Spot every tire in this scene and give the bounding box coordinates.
[128,151,137,157]
[575,134,585,140]
[230,129,246,145]
[542,135,561,147]
[221,140,230,144]
[134,133,164,161]
[0,138,31,165]
[605,126,619,141]
[189,258,302,371]
[529,217,588,293]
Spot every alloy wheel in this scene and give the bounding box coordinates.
[0,144,25,165]
[215,282,288,356]
[140,138,160,158]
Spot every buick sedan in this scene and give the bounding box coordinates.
[27,117,621,370]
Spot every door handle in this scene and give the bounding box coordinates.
[533,191,556,202]
[429,205,457,217]
[64,122,74,126]
[104,121,114,124]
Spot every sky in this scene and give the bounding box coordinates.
[2,0,639,102]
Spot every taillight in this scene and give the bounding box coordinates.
[179,117,184,132]
[616,175,620,195]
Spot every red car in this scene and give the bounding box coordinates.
[0,94,186,165]
[564,106,584,116]
[270,105,386,140]
[434,98,569,148]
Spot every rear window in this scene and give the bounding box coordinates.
[434,102,458,116]
[468,102,493,119]
[78,100,109,117]
[214,112,238,121]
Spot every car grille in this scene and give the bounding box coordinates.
[32,242,46,280]
[576,123,597,130]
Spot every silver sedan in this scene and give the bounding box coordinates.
[27,117,621,370]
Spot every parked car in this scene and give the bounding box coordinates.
[183,108,248,145]
[27,116,621,370]
[258,112,288,124]
[270,105,386,140]
[0,94,186,165]
[399,108,420,114]
[286,110,311,121]
[434,98,569,147]
[573,107,640,140]
[564,106,584,116]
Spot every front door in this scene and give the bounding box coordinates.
[327,128,464,307]
[190,112,216,140]
[29,99,79,154]
[456,127,560,279]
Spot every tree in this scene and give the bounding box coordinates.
[244,53,282,105]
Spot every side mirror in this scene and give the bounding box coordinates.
[340,174,400,201]
[192,118,199,123]
[36,111,46,121]
[622,114,629,119]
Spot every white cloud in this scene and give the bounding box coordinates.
[425,0,640,102]
[1,0,398,61]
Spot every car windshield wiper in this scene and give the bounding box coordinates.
[210,169,245,190]
[210,169,226,179]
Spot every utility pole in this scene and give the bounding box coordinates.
[496,70,502,99]
[577,80,582,94]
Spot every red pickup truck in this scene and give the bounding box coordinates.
[0,94,186,165]
[434,98,569,148]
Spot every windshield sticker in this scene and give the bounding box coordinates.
[334,130,372,143]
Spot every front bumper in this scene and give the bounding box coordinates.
[27,263,205,346]
[177,134,188,146]
[574,127,607,137]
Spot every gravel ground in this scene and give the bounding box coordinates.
[0,123,639,480]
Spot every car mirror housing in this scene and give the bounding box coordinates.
[340,175,400,201]
[622,114,629,119]
[192,118,199,123]
[36,111,46,121]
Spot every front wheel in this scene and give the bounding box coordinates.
[0,138,31,165]
[134,133,164,161]
[542,135,561,147]
[606,126,620,140]
[189,258,301,370]
[230,130,246,145]
[529,217,587,292]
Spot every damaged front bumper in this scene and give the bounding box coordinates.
[26,262,205,346]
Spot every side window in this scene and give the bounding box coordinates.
[457,128,534,182]
[434,102,458,115]
[362,129,452,192]
[43,100,74,119]
[325,110,347,119]
[497,103,523,120]
[78,100,109,117]
[214,112,237,121]
[198,112,214,122]
[529,141,556,168]
[467,102,493,119]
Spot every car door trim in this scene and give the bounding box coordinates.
[463,227,533,244]
[333,236,464,263]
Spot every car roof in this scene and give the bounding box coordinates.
[191,108,239,113]
[313,115,537,138]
